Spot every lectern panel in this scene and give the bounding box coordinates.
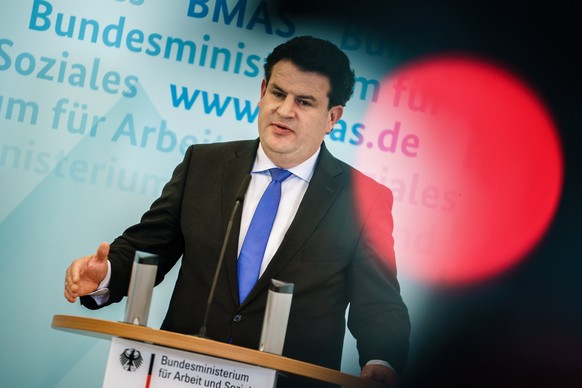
[104,337,276,388]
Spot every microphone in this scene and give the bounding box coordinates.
[198,174,252,338]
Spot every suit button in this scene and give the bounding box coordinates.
[233,314,242,323]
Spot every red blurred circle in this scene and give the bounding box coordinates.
[356,56,563,285]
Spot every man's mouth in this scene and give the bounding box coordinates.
[272,122,293,132]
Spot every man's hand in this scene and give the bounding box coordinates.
[361,364,396,387]
[64,242,109,303]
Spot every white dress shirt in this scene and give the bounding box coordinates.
[238,143,319,276]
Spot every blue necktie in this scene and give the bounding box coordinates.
[237,168,292,304]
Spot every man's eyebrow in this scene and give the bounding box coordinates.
[270,82,317,102]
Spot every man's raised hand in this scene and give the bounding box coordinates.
[64,242,109,303]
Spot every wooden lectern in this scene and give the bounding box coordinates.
[52,315,383,388]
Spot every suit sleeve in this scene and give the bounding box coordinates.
[346,178,411,375]
[81,146,194,309]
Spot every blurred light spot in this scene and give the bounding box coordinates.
[355,56,563,285]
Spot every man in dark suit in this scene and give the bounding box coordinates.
[64,36,410,387]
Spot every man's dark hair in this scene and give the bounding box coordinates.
[264,36,355,108]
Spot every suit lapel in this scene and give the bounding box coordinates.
[240,142,347,307]
[221,140,259,306]
[220,140,258,218]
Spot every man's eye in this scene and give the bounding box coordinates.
[272,91,284,98]
[298,100,311,107]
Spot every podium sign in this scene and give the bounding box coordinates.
[104,337,277,388]
[52,315,382,388]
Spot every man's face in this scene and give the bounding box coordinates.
[257,60,343,168]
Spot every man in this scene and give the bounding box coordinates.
[64,36,410,387]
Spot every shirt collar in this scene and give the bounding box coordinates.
[253,143,320,183]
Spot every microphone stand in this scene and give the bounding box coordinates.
[198,174,251,338]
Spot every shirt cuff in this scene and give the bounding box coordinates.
[87,260,111,305]
[365,359,395,372]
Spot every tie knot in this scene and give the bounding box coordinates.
[269,168,292,183]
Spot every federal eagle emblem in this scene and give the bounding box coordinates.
[119,348,143,371]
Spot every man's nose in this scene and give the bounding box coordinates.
[276,96,295,117]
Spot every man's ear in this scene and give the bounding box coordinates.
[326,105,344,133]
[260,78,267,99]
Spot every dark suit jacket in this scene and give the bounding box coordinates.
[82,139,410,385]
